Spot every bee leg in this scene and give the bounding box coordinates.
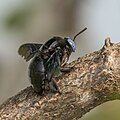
[60,66,74,73]
[49,80,61,94]
[41,79,46,95]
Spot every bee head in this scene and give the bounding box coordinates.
[64,27,87,52]
[65,37,76,52]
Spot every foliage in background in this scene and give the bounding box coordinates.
[4,8,32,30]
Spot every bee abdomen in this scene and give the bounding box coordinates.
[29,56,46,94]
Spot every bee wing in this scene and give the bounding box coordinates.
[45,51,61,79]
[18,43,43,62]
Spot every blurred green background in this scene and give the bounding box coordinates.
[0,0,120,120]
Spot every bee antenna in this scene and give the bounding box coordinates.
[73,27,87,41]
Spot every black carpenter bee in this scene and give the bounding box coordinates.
[18,28,87,95]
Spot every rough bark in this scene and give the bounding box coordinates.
[0,38,120,120]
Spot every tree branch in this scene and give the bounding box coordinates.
[0,38,120,120]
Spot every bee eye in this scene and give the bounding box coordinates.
[65,37,76,52]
